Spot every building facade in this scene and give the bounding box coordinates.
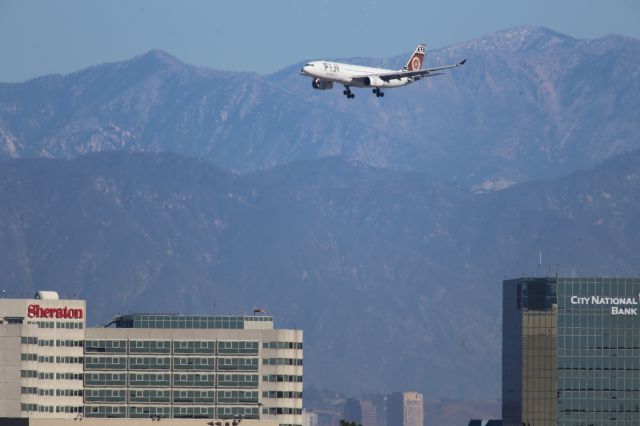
[0,292,302,426]
[386,392,422,426]
[344,398,377,426]
[503,277,640,426]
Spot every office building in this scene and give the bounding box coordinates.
[503,277,640,425]
[343,399,376,426]
[386,392,422,426]
[0,291,302,425]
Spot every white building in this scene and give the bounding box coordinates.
[387,392,423,426]
[0,292,302,426]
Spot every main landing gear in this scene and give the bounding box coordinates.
[343,86,355,99]
[373,88,385,98]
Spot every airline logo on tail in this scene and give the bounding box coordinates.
[404,44,426,71]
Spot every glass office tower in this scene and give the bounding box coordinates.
[503,277,640,426]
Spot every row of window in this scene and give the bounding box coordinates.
[263,358,302,366]
[118,314,271,330]
[262,391,303,399]
[21,370,37,378]
[84,373,260,388]
[263,342,303,350]
[21,404,82,414]
[84,356,260,371]
[20,337,83,347]
[28,372,83,381]
[84,389,259,404]
[262,375,303,383]
[24,388,82,397]
[85,340,262,355]
[263,407,303,415]
[27,321,83,329]
[22,355,83,364]
[58,372,84,380]
[22,338,301,351]
[84,405,260,419]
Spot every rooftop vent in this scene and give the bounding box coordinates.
[34,291,60,300]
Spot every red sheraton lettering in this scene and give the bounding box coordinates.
[27,304,83,320]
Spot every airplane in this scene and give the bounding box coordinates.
[300,44,466,99]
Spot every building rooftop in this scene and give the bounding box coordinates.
[112,314,274,329]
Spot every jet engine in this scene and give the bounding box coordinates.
[312,79,333,90]
[363,76,385,87]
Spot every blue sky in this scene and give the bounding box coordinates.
[0,0,638,82]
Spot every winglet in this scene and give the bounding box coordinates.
[459,59,467,66]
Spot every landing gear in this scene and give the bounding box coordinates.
[343,86,355,99]
[372,88,385,98]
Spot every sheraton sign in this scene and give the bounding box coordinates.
[27,304,84,320]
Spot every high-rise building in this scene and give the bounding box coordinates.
[359,400,377,426]
[343,398,377,426]
[0,291,302,426]
[503,277,640,425]
[343,398,362,424]
[386,392,423,426]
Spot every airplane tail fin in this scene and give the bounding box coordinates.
[404,44,426,71]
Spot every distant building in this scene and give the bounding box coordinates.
[371,395,387,426]
[359,400,377,426]
[303,409,319,426]
[344,398,362,424]
[503,277,640,425]
[387,392,423,426]
[0,291,302,425]
[344,398,377,426]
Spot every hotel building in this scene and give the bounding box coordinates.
[503,277,640,426]
[0,292,302,426]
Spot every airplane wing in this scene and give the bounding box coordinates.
[371,59,467,82]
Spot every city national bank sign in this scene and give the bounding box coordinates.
[571,295,639,316]
[27,304,84,319]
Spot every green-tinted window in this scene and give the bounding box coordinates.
[84,340,126,353]
[217,374,259,388]
[217,357,259,371]
[129,340,171,354]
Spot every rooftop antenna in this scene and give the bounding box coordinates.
[538,250,542,275]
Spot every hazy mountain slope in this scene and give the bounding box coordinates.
[1,150,639,399]
[1,27,639,188]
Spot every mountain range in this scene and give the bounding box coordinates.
[0,26,639,406]
[1,26,639,189]
[1,148,639,400]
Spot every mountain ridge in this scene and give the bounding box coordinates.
[1,149,639,400]
[1,26,639,188]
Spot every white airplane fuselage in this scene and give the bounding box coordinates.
[300,45,465,98]
[301,61,410,88]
